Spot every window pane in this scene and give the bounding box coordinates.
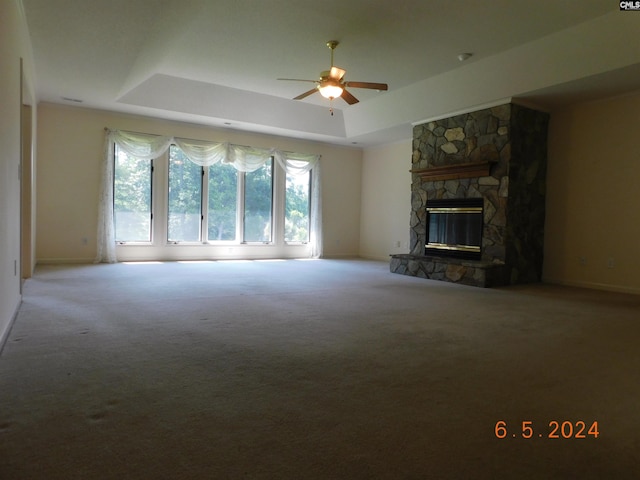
[208,162,238,241]
[168,145,202,242]
[114,145,152,242]
[285,170,310,242]
[243,160,273,242]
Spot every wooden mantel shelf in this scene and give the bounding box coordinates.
[410,160,494,182]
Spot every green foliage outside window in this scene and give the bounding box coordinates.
[114,146,312,245]
[285,172,310,242]
[114,146,152,242]
[244,161,273,242]
[208,163,238,241]
[168,146,202,242]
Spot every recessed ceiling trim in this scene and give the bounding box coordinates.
[118,74,347,139]
[411,98,513,126]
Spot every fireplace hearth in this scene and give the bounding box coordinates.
[390,102,549,287]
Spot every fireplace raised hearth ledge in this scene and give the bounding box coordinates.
[410,160,495,182]
[390,254,506,288]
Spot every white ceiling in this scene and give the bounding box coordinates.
[21,0,640,147]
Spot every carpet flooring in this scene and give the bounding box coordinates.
[1,258,639,479]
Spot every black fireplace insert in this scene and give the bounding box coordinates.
[425,198,483,260]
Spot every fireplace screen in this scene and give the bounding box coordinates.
[425,198,483,259]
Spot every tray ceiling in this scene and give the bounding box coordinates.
[21,0,639,146]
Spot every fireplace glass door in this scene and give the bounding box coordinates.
[425,198,483,259]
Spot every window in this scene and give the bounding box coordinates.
[208,162,238,241]
[168,145,202,242]
[243,159,273,242]
[285,169,311,243]
[165,147,277,244]
[107,134,319,260]
[113,144,152,242]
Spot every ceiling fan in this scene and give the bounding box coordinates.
[278,41,388,108]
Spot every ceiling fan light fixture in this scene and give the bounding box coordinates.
[278,40,387,105]
[318,82,344,100]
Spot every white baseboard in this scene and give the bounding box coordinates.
[0,301,21,355]
[36,258,95,265]
[543,277,640,296]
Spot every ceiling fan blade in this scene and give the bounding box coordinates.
[341,88,359,105]
[344,81,388,91]
[329,66,346,80]
[278,78,319,83]
[294,88,319,100]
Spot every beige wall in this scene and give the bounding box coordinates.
[0,0,37,346]
[359,140,412,261]
[36,103,363,262]
[544,92,640,294]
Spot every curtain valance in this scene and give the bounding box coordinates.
[109,130,173,161]
[107,129,320,173]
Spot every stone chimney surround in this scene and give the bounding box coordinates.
[390,103,549,288]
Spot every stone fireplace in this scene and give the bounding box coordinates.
[390,102,549,287]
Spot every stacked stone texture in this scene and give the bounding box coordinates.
[391,103,549,287]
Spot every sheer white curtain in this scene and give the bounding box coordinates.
[96,129,323,262]
[309,160,323,258]
[228,145,272,172]
[95,135,117,263]
[274,150,322,258]
[173,138,229,166]
[96,130,172,263]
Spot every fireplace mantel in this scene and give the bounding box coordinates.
[410,160,494,182]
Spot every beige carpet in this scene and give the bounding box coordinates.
[1,258,639,479]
